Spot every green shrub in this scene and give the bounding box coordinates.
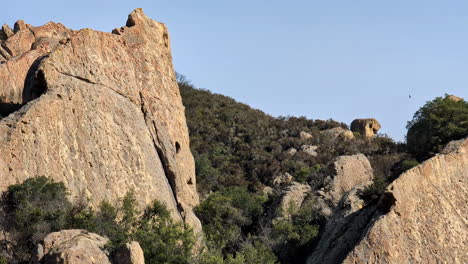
[401,159,419,171]
[358,176,388,203]
[272,199,320,247]
[0,256,7,264]
[199,240,278,264]
[271,199,321,262]
[407,95,468,160]
[194,187,266,252]
[1,178,195,264]
[135,201,195,264]
[1,176,72,261]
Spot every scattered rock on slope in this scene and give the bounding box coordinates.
[299,131,313,140]
[300,145,319,157]
[321,127,355,141]
[0,9,200,232]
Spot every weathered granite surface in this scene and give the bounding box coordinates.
[0,9,200,231]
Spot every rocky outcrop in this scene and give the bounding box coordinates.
[343,138,468,264]
[271,172,293,186]
[39,230,111,264]
[314,154,373,218]
[327,154,374,206]
[350,118,381,137]
[308,137,468,264]
[446,94,463,102]
[276,182,311,219]
[321,127,354,141]
[299,131,313,140]
[0,9,200,231]
[285,147,297,156]
[300,145,318,157]
[112,241,145,264]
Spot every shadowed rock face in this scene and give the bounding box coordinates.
[308,137,468,264]
[0,9,201,231]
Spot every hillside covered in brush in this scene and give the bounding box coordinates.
[179,77,418,263]
[179,77,407,196]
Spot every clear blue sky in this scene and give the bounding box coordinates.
[4,1,468,141]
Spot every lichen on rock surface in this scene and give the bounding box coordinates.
[0,9,201,232]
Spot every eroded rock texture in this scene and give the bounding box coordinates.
[0,9,200,231]
[350,118,381,138]
[40,230,111,264]
[342,137,468,264]
[308,138,468,264]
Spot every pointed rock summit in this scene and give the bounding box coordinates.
[0,9,201,232]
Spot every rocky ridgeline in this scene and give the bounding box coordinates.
[0,8,201,235]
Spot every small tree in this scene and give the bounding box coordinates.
[406,95,468,160]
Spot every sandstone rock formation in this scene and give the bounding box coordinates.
[276,182,311,219]
[39,230,111,264]
[314,154,373,218]
[446,94,463,102]
[0,9,200,231]
[285,147,297,156]
[327,154,374,206]
[308,137,468,264]
[299,131,313,140]
[350,118,381,137]
[271,172,293,186]
[321,127,355,141]
[112,241,145,264]
[300,145,318,157]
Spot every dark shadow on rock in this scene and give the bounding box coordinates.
[0,103,23,119]
[307,191,397,264]
[22,55,49,103]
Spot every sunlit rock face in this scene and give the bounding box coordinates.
[308,137,468,264]
[0,9,201,232]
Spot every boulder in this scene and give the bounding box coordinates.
[327,154,374,205]
[350,118,381,137]
[112,241,145,264]
[299,131,313,140]
[40,230,111,264]
[13,20,28,33]
[321,127,354,141]
[271,172,294,186]
[263,186,274,196]
[276,182,311,219]
[1,24,14,39]
[446,94,463,102]
[2,28,35,57]
[300,145,318,157]
[0,9,200,233]
[285,147,297,156]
